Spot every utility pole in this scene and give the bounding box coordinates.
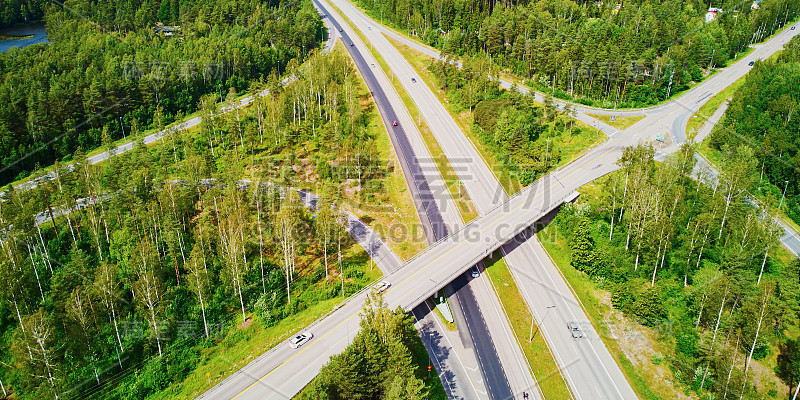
[779,180,789,210]
[545,138,551,169]
[530,305,556,342]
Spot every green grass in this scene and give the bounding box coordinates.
[149,297,347,400]
[429,291,457,331]
[336,10,479,224]
[385,34,606,190]
[686,76,745,141]
[484,253,573,400]
[147,243,382,400]
[536,226,670,400]
[338,41,428,261]
[0,34,33,40]
[586,113,645,130]
[408,326,450,400]
[386,34,524,196]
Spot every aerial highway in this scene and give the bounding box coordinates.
[196,10,800,400]
[322,0,638,398]
[324,3,544,398]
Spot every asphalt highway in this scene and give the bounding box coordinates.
[196,17,800,400]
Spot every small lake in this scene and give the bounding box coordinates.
[0,23,48,53]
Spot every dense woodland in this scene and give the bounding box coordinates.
[0,0,323,185]
[358,0,800,107]
[551,143,800,398]
[708,36,800,226]
[0,0,47,27]
[428,55,594,185]
[298,294,440,400]
[0,45,398,399]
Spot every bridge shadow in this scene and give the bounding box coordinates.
[501,204,563,253]
[411,304,462,400]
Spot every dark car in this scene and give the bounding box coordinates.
[411,77,417,83]
[792,26,796,30]
[350,42,354,46]
[339,28,343,32]
[471,266,480,278]
[748,61,755,66]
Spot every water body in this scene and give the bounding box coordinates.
[0,23,48,53]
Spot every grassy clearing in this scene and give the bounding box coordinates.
[551,120,607,169]
[386,34,523,196]
[340,15,478,223]
[483,253,573,400]
[586,113,645,130]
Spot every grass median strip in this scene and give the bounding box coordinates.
[586,113,645,130]
[484,253,573,400]
[385,34,524,196]
[335,9,479,224]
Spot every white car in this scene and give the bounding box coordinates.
[375,280,391,292]
[567,322,582,338]
[470,266,480,278]
[289,332,313,349]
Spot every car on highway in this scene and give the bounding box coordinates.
[350,42,354,46]
[289,332,313,349]
[411,77,417,83]
[748,61,755,66]
[374,280,391,292]
[338,28,343,32]
[392,120,398,126]
[471,266,480,278]
[792,26,796,30]
[567,322,582,338]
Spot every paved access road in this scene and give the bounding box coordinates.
[196,16,800,400]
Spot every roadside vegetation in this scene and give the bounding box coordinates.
[0,0,324,185]
[586,114,645,131]
[337,10,480,223]
[0,43,418,400]
[484,254,573,399]
[539,143,800,399]
[426,55,605,187]
[706,36,800,227]
[354,0,799,108]
[296,292,447,400]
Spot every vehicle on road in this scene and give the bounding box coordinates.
[411,77,417,83]
[568,322,582,338]
[375,280,391,292]
[392,120,398,126]
[350,42,354,46]
[471,266,480,278]
[289,332,314,349]
[338,28,343,32]
[792,26,796,30]
[748,61,755,66]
